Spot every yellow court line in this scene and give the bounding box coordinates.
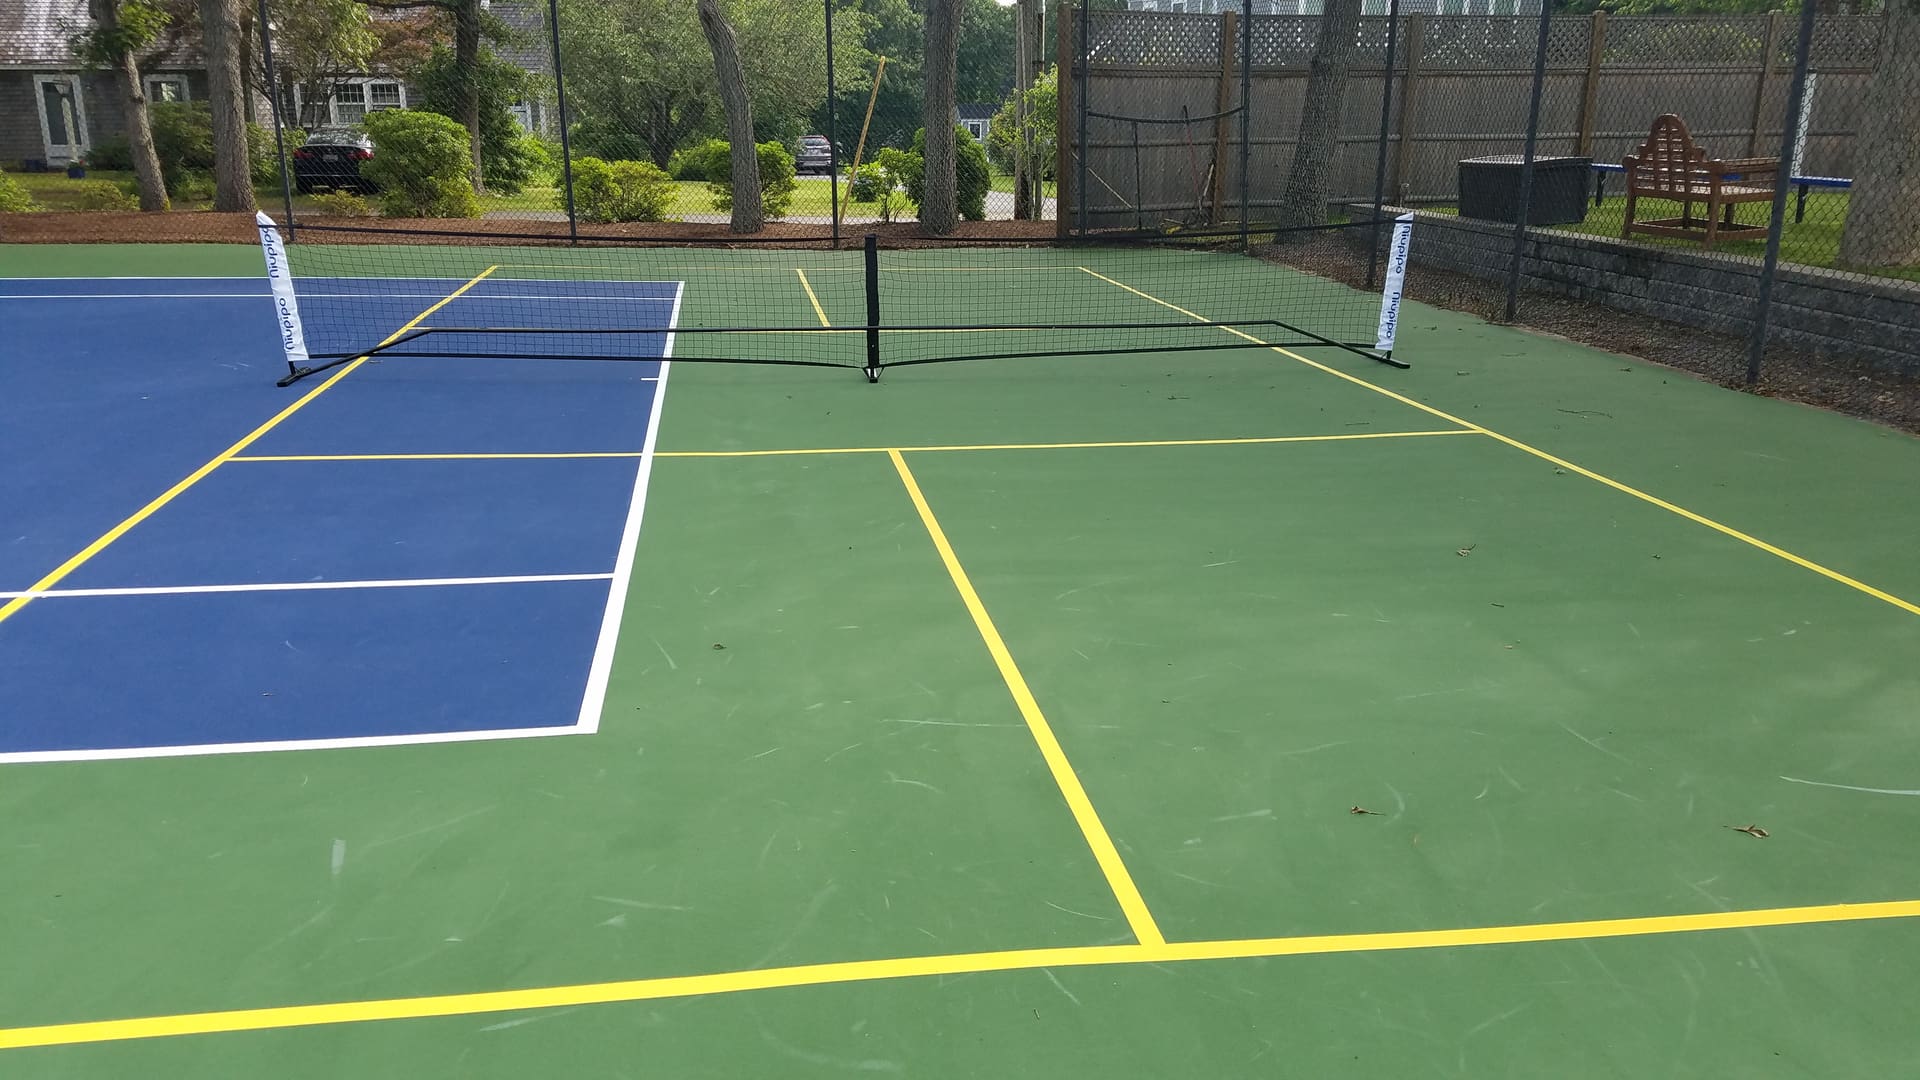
[795,268,831,327]
[230,451,644,463]
[217,432,1470,465]
[649,430,1474,459]
[888,449,1165,947]
[0,266,500,629]
[4,898,1915,1051]
[1077,267,1920,619]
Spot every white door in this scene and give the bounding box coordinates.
[34,75,89,164]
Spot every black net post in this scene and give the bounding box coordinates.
[1238,0,1251,248]
[824,0,841,246]
[1366,0,1403,290]
[546,0,578,243]
[254,0,296,239]
[864,233,881,381]
[1746,0,1818,386]
[1502,0,1554,322]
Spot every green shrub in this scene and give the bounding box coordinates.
[902,126,990,221]
[86,138,134,171]
[148,101,213,195]
[72,180,142,211]
[309,189,373,216]
[563,156,673,223]
[666,143,714,181]
[250,123,304,187]
[171,169,216,202]
[693,139,797,219]
[360,110,480,218]
[847,162,888,203]
[414,44,541,194]
[570,117,650,165]
[0,171,37,212]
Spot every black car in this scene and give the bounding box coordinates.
[292,128,376,194]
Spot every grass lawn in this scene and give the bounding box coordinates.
[988,171,1057,199]
[1431,190,1919,282]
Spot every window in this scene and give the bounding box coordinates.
[145,76,189,103]
[310,80,405,126]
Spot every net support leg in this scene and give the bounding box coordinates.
[255,212,313,385]
[1373,212,1415,366]
[864,233,882,382]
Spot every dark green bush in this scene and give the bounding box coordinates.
[564,156,674,222]
[691,139,797,219]
[903,126,989,221]
[360,110,480,218]
[569,117,650,165]
[86,138,134,171]
[847,162,889,203]
[413,45,543,194]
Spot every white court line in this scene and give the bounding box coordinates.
[0,294,681,301]
[0,724,589,766]
[575,282,679,735]
[0,573,614,600]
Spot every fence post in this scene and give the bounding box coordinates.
[1238,0,1251,246]
[1366,0,1403,290]
[1076,0,1090,236]
[1391,14,1425,200]
[824,0,840,246]
[1575,12,1606,157]
[1746,0,1817,386]
[255,0,297,240]
[1055,2,1073,237]
[1748,12,1786,156]
[1213,10,1236,225]
[546,0,578,242]
[1503,2,1553,323]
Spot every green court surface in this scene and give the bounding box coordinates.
[4,241,1920,1076]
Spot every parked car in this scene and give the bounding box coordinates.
[292,127,376,194]
[795,135,833,175]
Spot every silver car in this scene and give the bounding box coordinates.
[796,135,833,174]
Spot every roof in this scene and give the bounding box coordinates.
[487,1,550,75]
[956,102,997,122]
[1,0,202,68]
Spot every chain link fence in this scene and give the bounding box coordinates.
[1062,0,1920,430]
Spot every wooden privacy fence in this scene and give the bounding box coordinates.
[1056,9,1884,233]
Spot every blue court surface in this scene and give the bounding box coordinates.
[0,276,676,762]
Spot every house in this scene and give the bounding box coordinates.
[1124,0,1544,13]
[1,0,551,171]
[956,103,995,144]
[0,0,205,168]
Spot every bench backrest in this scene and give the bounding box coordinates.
[1623,114,1724,193]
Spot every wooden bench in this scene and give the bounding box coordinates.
[1622,114,1779,249]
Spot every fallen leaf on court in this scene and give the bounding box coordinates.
[1457,544,1477,557]
[1350,806,1379,815]
[1726,824,1769,838]
[712,643,727,650]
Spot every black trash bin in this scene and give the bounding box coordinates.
[1458,155,1591,226]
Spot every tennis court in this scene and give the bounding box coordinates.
[3,235,1919,1076]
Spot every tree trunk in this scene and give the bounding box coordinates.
[697,0,762,233]
[200,0,256,211]
[1836,0,1920,270]
[921,0,961,234]
[1012,0,1040,220]
[94,0,169,213]
[1275,0,1363,230]
[454,0,484,192]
